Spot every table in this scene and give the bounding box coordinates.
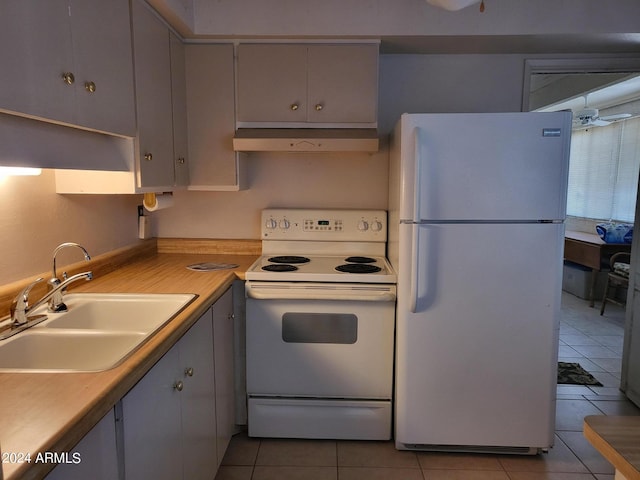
[564,230,632,307]
[584,415,640,480]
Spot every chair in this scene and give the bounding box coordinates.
[600,252,631,315]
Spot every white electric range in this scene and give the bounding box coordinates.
[245,208,397,440]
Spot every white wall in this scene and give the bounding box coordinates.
[0,170,141,285]
[378,54,525,133]
[153,149,389,239]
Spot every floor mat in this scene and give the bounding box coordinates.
[558,362,603,386]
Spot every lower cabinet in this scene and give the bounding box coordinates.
[45,409,119,480]
[212,287,235,466]
[121,287,234,480]
[43,289,235,480]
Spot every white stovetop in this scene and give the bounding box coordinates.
[245,254,396,284]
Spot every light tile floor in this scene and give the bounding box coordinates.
[216,292,639,480]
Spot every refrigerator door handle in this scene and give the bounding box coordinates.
[409,223,421,313]
[412,128,424,223]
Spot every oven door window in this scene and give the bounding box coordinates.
[282,312,357,344]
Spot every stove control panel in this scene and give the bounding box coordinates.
[261,209,387,241]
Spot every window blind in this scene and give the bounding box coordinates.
[567,117,640,223]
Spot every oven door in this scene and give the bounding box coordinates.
[245,282,396,399]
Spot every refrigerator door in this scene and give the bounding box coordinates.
[396,112,571,222]
[395,222,563,450]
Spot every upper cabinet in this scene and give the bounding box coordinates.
[237,44,378,125]
[56,0,190,193]
[132,0,179,191]
[0,0,136,137]
[170,33,190,188]
[185,44,245,190]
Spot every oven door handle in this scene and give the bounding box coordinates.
[246,283,396,302]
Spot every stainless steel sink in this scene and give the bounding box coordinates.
[0,293,196,372]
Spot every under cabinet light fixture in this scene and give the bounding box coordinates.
[0,167,42,177]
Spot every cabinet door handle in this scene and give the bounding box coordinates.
[227,313,235,320]
[144,153,153,161]
[84,81,96,93]
[290,103,299,111]
[185,367,194,377]
[174,380,184,392]
[62,72,75,85]
[315,103,324,111]
[177,157,186,165]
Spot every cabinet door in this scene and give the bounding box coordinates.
[0,1,136,137]
[186,44,244,190]
[307,44,378,123]
[45,409,119,480]
[179,309,218,480]
[68,0,136,136]
[122,345,183,480]
[212,288,235,466]
[132,0,175,189]
[237,44,307,123]
[170,32,190,187]
[0,1,75,125]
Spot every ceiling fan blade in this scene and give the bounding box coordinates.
[592,119,611,126]
[425,0,481,10]
[599,113,632,121]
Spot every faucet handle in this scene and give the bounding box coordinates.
[10,277,44,325]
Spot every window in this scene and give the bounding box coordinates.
[567,117,640,223]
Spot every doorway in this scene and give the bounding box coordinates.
[524,57,640,406]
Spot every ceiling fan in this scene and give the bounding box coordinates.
[573,95,632,128]
[425,0,483,11]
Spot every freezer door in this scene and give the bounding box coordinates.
[395,222,563,449]
[397,112,572,222]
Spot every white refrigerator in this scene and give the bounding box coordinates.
[389,112,572,454]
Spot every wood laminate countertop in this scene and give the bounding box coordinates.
[0,247,258,480]
[584,415,640,480]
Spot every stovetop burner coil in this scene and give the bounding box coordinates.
[345,256,377,264]
[335,264,382,274]
[267,256,310,264]
[262,264,299,272]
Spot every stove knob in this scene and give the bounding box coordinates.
[265,218,277,230]
[357,220,369,231]
[279,219,290,229]
[371,221,383,232]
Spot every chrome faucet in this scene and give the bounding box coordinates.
[48,242,91,312]
[5,271,93,337]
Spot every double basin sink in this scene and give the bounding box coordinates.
[0,293,196,372]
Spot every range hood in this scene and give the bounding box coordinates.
[232,128,379,152]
